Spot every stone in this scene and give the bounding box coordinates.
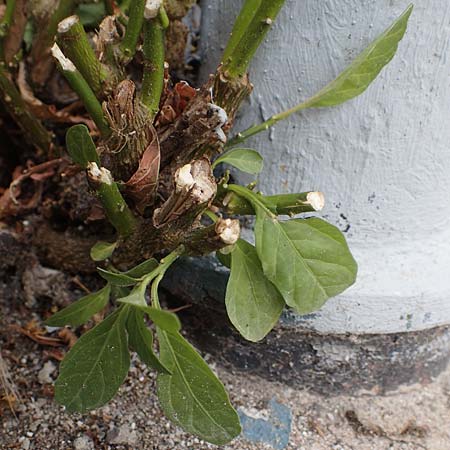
[37,361,56,385]
[106,424,139,446]
[73,435,95,450]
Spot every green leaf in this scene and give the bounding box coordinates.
[216,250,231,269]
[255,212,357,315]
[213,148,263,174]
[125,258,159,278]
[140,306,181,333]
[90,241,117,262]
[301,5,413,109]
[54,308,130,413]
[117,282,148,307]
[226,5,413,147]
[45,285,110,327]
[156,329,241,445]
[126,307,171,374]
[66,124,100,169]
[97,268,140,287]
[226,240,284,342]
[76,3,106,27]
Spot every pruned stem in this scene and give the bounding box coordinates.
[57,15,109,98]
[46,0,77,45]
[0,63,52,150]
[221,190,325,216]
[221,0,286,79]
[185,218,240,255]
[87,162,137,237]
[141,6,166,117]
[120,0,146,61]
[153,159,217,228]
[52,44,110,136]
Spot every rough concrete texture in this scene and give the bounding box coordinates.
[199,0,450,333]
[2,292,450,450]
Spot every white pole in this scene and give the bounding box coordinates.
[200,0,450,334]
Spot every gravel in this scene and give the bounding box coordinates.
[2,276,450,449]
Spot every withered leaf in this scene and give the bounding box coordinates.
[124,133,161,214]
[0,159,64,219]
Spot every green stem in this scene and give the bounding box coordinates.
[98,183,136,236]
[149,245,185,309]
[52,45,110,136]
[0,0,16,30]
[150,273,164,308]
[225,183,275,217]
[0,0,16,60]
[221,0,286,78]
[56,15,109,98]
[221,0,261,63]
[105,0,115,15]
[87,163,137,236]
[0,63,51,150]
[227,102,309,147]
[140,13,166,117]
[47,0,77,41]
[203,209,219,223]
[120,0,132,13]
[120,0,146,61]
[224,191,324,216]
[158,6,169,29]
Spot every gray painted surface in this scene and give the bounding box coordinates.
[199,0,450,334]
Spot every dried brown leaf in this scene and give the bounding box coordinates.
[124,131,161,213]
[0,159,65,219]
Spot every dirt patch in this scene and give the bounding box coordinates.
[1,266,450,449]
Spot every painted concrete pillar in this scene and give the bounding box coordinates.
[201,0,450,334]
[164,0,450,391]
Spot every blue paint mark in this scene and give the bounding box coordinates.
[238,398,292,450]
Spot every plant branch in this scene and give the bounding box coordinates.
[184,219,240,256]
[120,0,146,61]
[221,0,286,79]
[221,191,325,216]
[227,101,311,147]
[0,0,16,32]
[105,0,115,15]
[57,15,110,98]
[141,6,167,117]
[52,44,110,136]
[225,183,274,216]
[87,162,137,237]
[0,63,52,150]
[29,0,77,86]
[150,245,185,308]
[0,0,16,60]
[221,0,261,64]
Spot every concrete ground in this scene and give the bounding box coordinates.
[1,279,450,450]
[2,329,450,449]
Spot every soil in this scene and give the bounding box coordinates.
[1,262,450,450]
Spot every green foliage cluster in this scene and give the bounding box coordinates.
[42,1,413,445]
